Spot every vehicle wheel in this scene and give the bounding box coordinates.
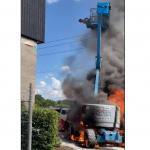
[69,126,74,135]
[68,125,73,140]
[85,129,97,148]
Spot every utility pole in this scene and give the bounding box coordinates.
[28,83,33,150]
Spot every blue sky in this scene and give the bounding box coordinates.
[36,0,98,100]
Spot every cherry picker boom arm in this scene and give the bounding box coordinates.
[79,1,111,96]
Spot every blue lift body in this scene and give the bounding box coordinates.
[95,2,123,144]
[79,1,123,145]
[97,2,111,15]
[97,129,123,144]
[94,1,111,96]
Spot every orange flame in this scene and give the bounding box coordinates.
[70,121,85,143]
[108,88,125,127]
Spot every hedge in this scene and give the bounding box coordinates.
[21,107,60,150]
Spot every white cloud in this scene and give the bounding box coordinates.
[45,73,54,79]
[47,0,59,4]
[40,81,46,87]
[51,77,61,90]
[36,77,66,101]
[35,89,40,95]
[61,65,70,72]
[49,77,66,100]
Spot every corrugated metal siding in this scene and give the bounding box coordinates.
[21,0,45,43]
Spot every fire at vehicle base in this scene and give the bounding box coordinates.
[60,103,125,149]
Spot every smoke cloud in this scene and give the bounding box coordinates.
[62,0,124,103]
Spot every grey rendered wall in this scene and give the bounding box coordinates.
[21,38,37,104]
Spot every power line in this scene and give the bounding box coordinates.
[38,36,94,50]
[38,34,86,44]
[37,48,86,57]
[38,46,83,54]
[38,41,80,50]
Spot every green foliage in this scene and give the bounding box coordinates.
[35,94,71,108]
[57,100,74,107]
[21,110,29,150]
[35,94,58,108]
[21,107,60,150]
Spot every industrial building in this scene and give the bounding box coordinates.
[21,0,45,104]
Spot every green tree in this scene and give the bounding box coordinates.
[21,107,60,150]
[35,94,57,107]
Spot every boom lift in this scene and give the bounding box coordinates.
[65,1,124,148]
[79,1,111,96]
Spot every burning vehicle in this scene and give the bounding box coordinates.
[59,107,70,131]
[62,0,125,148]
[48,106,70,131]
[65,103,124,148]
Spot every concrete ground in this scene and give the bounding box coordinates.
[55,145,74,150]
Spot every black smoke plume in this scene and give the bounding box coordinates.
[62,0,124,103]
